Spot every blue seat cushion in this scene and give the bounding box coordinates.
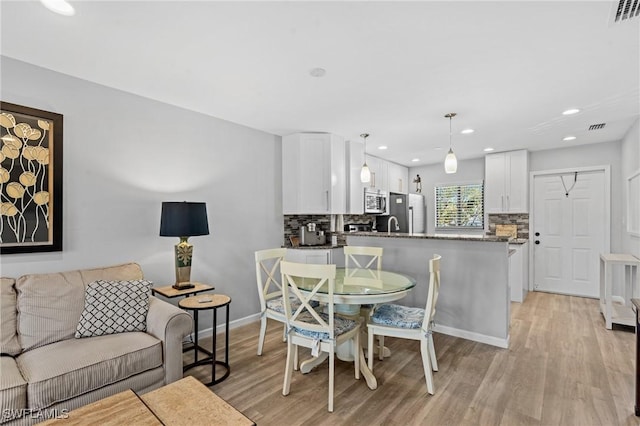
[292,312,358,340]
[370,304,425,329]
[266,296,319,314]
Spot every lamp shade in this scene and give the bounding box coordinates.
[360,164,371,183]
[160,202,209,237]
[444,149,457,174]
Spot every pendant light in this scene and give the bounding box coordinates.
[360,133,371,183]
[444,113,458,174]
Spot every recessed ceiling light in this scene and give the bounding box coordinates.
[563,136,577,141]
[461,129,474,134]
[562,108,580,115]
[483,147,495,152]
[309,67,326,77]
[378,146,387,150]
[434,147,442,151]
[40,0,75,16]
[411,158,420,162]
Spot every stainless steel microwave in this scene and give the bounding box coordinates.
[364,189,387,214]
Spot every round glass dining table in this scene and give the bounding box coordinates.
[294,267,417,390]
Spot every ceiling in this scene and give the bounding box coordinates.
[1,1,639,167]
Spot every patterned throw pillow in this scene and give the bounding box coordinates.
[75,280,152,338]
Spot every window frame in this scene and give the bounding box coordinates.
[434,180,485,230]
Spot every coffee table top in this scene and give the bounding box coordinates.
[39,389,162,425]
[141,376,254,425]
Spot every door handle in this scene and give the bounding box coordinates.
[535,240,540,245]
[535,232,540,237]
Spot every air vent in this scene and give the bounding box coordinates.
[612,0,640,23]
[589,123,606,131]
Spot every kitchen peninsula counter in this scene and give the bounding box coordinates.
[347,233,511,348]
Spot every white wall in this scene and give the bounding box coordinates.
[621,118,640,258]
[0,57,284,325]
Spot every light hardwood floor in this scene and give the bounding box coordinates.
[184,292,640,425]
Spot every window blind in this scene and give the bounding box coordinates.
[435,182,484,229]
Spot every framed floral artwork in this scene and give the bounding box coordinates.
[0,102,63,254]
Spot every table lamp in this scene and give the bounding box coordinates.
[160,201,210,289]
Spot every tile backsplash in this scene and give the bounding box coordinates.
[486,213,529,240]
[283,214,376,247]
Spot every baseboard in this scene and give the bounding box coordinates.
[189,312,261,340]
[433,324,509,349]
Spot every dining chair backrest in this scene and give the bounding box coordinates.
[280,261,337,340]
[421,254,442,331]
[344,246,383,270]
[255,248,287,312]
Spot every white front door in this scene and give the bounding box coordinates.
[532,170,607,298]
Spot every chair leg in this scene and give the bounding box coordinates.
[282,323,288,342]
[420,338,435,395]
[378,335,384,361]
[367,328,375,373]
[293,344,299,371]
[354,330,360,380]
[257,316,267,356]
[328,349,335,412]
[428,334,438,372]
[283,341,295,396]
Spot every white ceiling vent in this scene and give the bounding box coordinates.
[611,0,640,24]
[589,123,606,131]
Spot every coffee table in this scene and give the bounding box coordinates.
[40,376,254,425]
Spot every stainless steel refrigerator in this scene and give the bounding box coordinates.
[375,193,425,233]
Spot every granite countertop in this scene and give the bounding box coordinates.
[287,244,346,250]
[346,232,512,242]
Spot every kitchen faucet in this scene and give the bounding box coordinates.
[387,216,399,234]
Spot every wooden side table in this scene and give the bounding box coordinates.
[152,282,215,355]
[599,253,640,329]
[179,294,231,386]
[151,282,214,299]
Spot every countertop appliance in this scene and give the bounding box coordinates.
[299,223,327,246]
[344,223,372,233]
[375,193,426,234]
[364,188,387,214]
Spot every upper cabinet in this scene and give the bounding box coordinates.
[485,150,529,213]
[346,140,365,214]
[387,161,409,194]
[282,133,346,214]
[365,155,388,193]
[363,155,408,194]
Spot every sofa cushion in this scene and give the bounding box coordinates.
[16,331,162,410]
[0,356,28,423]
[15,263,143,351]
[75,280,152,338]
[1,278,21,356]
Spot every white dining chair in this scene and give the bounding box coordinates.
[255,248,288,355]
[280,261,360,412]
[344,245,383,272]
[344,246,383,312]
[367,254,441,395]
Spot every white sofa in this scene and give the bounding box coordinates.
[0,262,192,425]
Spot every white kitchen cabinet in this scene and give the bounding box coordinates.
[485,150,529,213]
[509,242,529,302]
[282,133,346,214]
[346,139,365,214]
[365,155,388,193]
[387,161,409,194]
[286,248,345,266]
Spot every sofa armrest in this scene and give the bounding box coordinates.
[146,296,192,384]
